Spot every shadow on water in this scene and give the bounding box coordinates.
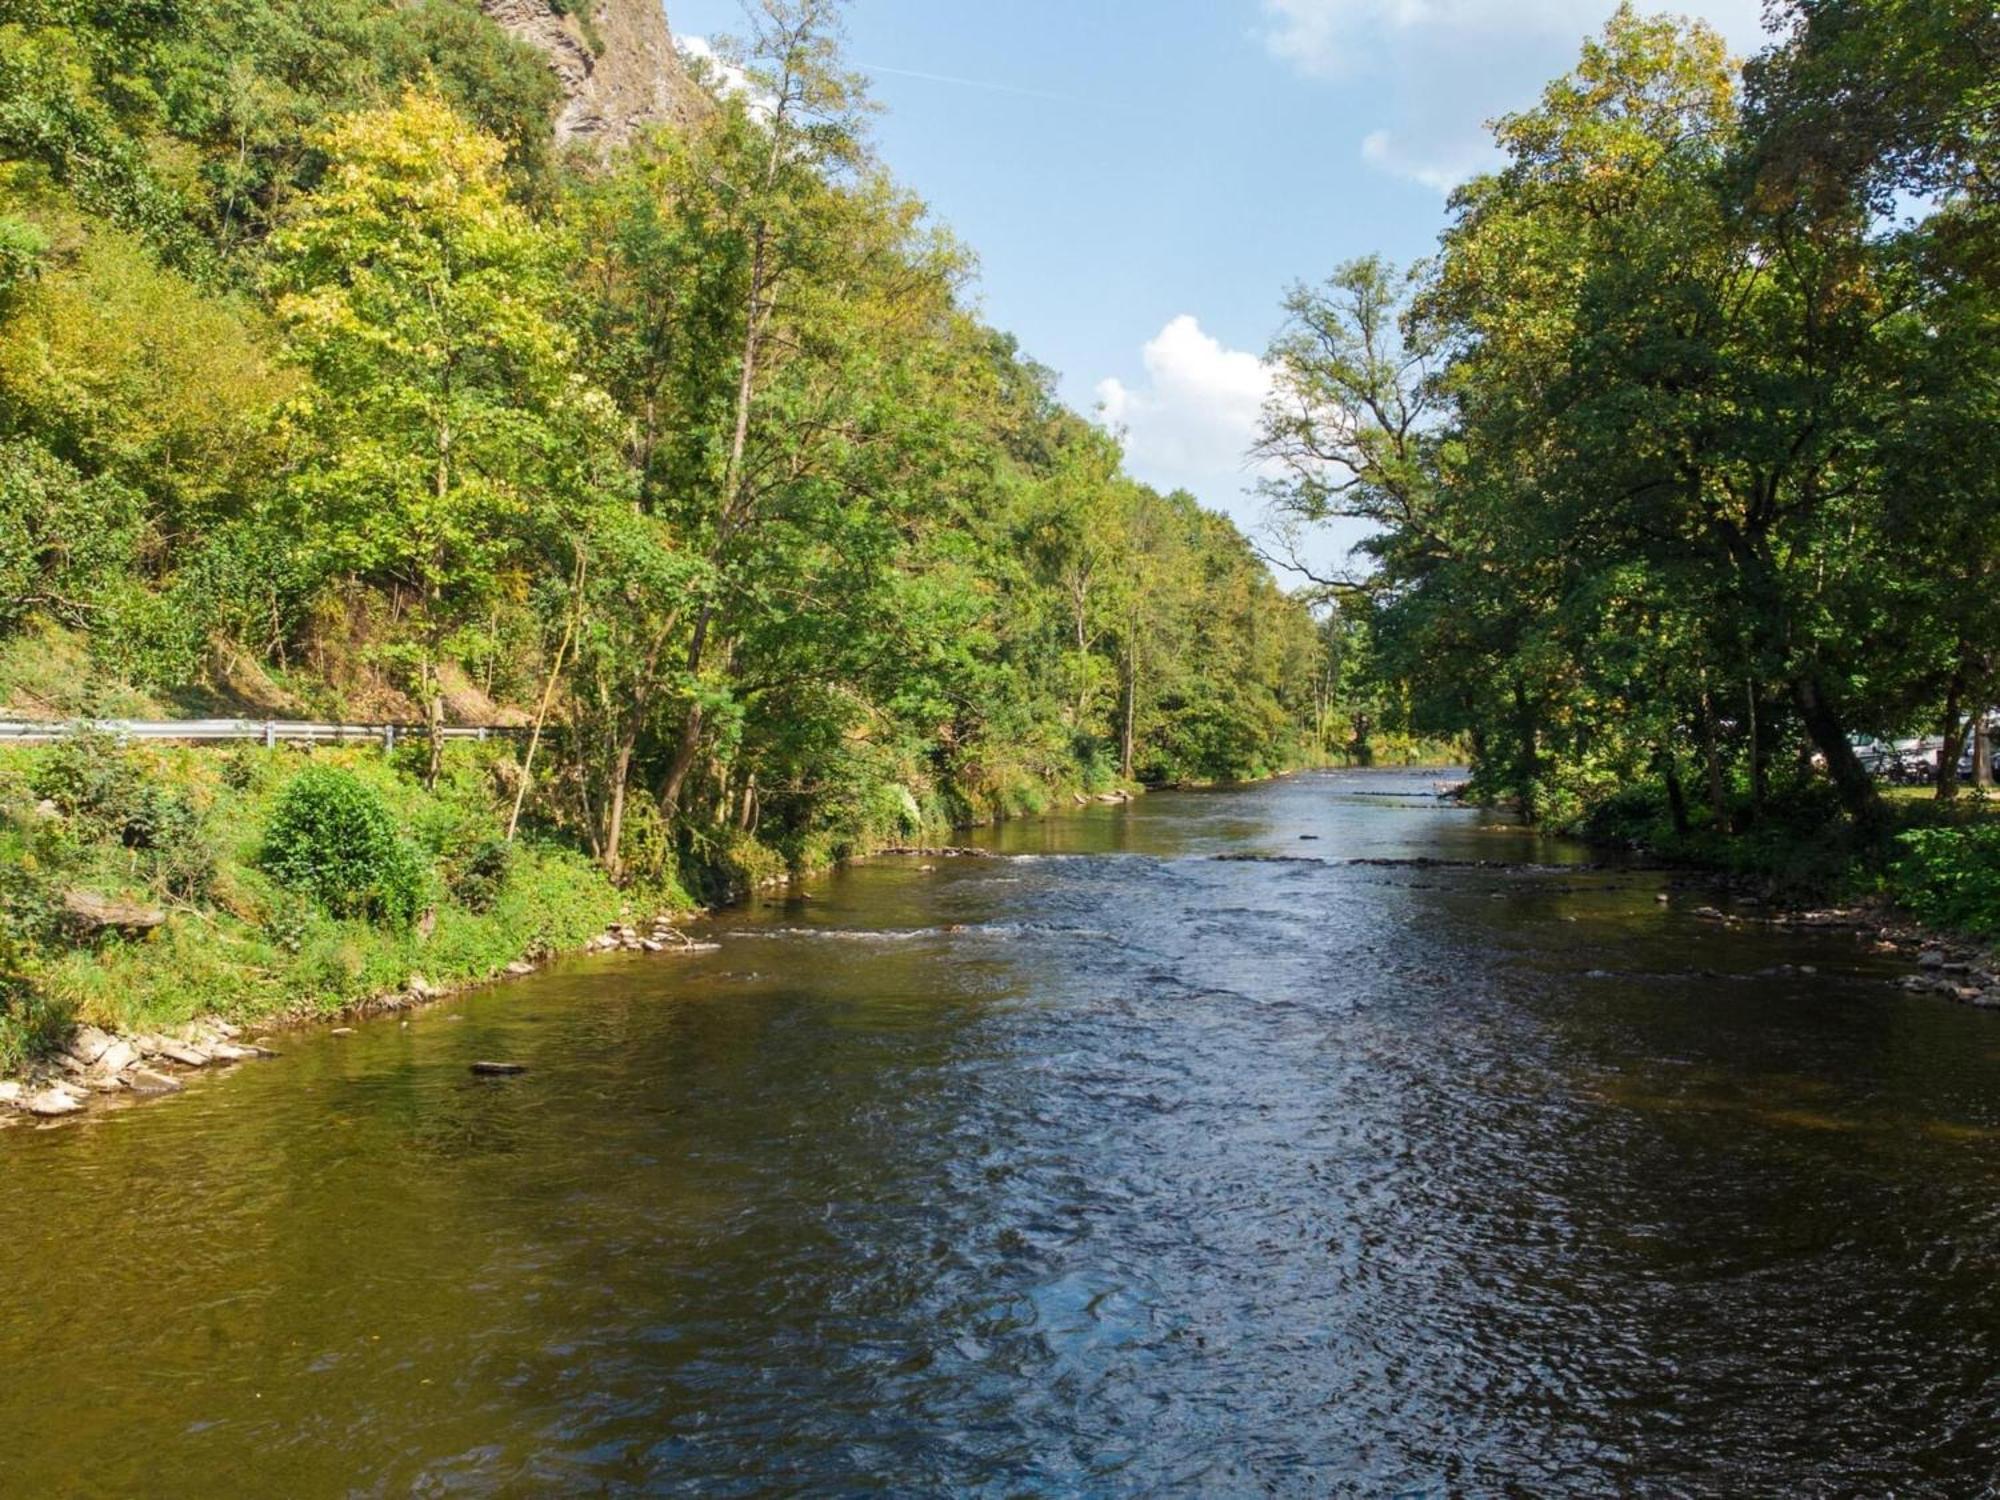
[2,769,1998,1495]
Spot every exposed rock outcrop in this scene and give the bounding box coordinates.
[480,0,705,148]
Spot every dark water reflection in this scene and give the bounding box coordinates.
[4,770,1999,1495]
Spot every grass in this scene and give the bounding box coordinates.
[0,736,673,1071]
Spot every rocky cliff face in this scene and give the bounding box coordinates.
[479,0,703,148]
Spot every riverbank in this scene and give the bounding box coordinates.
[1576,780,2000,1011]
[0,731,1152,1122]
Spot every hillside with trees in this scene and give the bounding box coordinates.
[0,0,1341,1060]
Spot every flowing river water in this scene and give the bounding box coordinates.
[4,769,2000,1496]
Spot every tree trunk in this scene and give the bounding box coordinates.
[656,608,713,823]
[1118,641,1136,780]
[603,742,634,883]
[1698,690,1728,829]
[1512,679,1539,822]
[1792,672,1881,832]
[1745,682,1766,827]
[1978,715,1994,791]
[1661,750,1691,838]
[508,556,584,842]
[1936,668,1967,801]
[424,655,444,790]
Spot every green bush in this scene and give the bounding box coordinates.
[261,767,426,926]
[0,959,71,1074]
[28,728,146,833]
[1891,825,2000,938]
[26,734,219,902]
[442,834,510,913]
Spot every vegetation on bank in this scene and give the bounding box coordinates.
[0,733,646,1070]
[0,0,1375,1059]
[1254,0,2000,924]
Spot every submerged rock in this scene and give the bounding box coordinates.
[470,1060,527,1076]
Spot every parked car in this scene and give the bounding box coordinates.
[1851,727,2000,785]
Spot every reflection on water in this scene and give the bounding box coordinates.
[2,770,1998,1495]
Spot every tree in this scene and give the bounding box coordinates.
[270,87,610,781]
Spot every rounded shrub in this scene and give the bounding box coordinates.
[261,767,425,926]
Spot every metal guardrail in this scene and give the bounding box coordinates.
[0,718,528,748]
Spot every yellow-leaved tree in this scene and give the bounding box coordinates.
[270,87,617,779]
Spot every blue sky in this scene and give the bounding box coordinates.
[667,0,1770,571]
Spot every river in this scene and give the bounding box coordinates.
[3,769,1999,1496]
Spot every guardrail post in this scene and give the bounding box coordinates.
[263,721,276,749]
[383,724,395,752]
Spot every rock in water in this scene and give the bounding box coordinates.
[23,1088,83,1117]
[127,1068,182,1095]
[471,1061,528,1076]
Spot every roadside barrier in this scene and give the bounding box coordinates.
[0,718,530,749]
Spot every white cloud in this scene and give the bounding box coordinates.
[1094,316,1372,584]
[1261,0,1766,77]
[1094,315,1274,505]
[1260,0,1771,193]
[1360,127,1496,194]
[674,35,774,120]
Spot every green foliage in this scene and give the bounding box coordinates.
[0,961,70,1074]
[1257,0,2000,881]
[261,765,425,925]
[1892,826,2000,939]
[28,728,148,831]
[0,0,1326,974]
[440,833,509,913]
[0,440,143,633]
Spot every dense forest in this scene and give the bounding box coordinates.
[0,0,1329,878]
[1259,0,1997,892]
[0,0,1347,1059]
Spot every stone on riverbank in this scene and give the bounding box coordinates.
[127,1068,182,1094]
[66,1026,115,1066]
[23,1088,83,1117]
[61,889,166,933]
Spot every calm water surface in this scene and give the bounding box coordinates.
[4,770,2000,1496]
